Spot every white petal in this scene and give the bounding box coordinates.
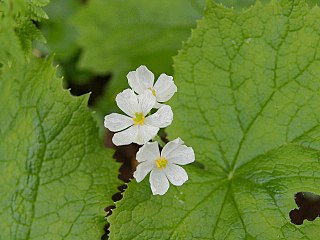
[133,161,155,182]
[163,141,195,165]
[104,113,133,132]
[136,142,160,162]
[112,125,137,146]
[153,73,177,102]
[127,65,154,94]
[149,169,169,195]
[115,89,139,117]
[168,137,184,145]
[161,137,182,154]
[134,125,159,145]
[153,102,164,109]
[144,105,173,128]
[138,90,156,116]
[161,138,184,158]
[164,164,188,186]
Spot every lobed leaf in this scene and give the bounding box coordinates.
[108,0,320,239]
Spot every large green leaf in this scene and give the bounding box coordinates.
[216,0,268,8]
[108,0,320,239]
[0,58,120,239]
[72,0,205,115]
[216,0,319,9]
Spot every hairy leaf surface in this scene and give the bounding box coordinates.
[109,1,320,239]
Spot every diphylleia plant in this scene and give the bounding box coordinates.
[104,65,195,195]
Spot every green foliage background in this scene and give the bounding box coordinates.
[1,0,320,239]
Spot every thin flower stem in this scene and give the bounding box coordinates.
[153,135,165,148]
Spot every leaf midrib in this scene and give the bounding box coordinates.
[229,3,295,171]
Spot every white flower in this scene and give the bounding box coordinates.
[127,65,177,107]
[104,89,173,146]
[133,138,195,195]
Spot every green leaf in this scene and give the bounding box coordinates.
[216,0,320,9]
[72,0,205,115]
[35,0,90,86]
[38,0,81,61]
[0,0,48,61]
[0,58,120,239]
[108,0,320,239]
[216,0,268,8]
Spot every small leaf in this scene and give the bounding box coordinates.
[0,0,48,60]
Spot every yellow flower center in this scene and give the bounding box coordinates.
[148,87,156,96]
[156,157,168,170]
[132,112,145,125]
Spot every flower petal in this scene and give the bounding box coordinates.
[164,164,188,186]
[153,73,177,102]
[153,102,164,109]
[149,169,169,195]
[134,125,159,145]
[144,105,173,128]
[138,90,156,116]
[104,113,133,132]
[161,137,184,157]
[163,142,195,166]
[127,65,154,94]
[115,89,139,117]
[133,161,155,182]
[136,142,160,162]
[112,125,137,146]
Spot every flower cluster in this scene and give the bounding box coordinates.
[104,65,195,195]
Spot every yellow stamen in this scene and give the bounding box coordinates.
[133,112,145,125]
[156,157,168,170]
[148,87,156,96]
